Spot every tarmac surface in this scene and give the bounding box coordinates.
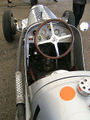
[0,0,90,120]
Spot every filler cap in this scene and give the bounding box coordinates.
[78,78,90,96]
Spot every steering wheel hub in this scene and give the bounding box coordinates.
[51,36,57,42]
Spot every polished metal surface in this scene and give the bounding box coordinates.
[28,5,57,25]
[15,71,24,104]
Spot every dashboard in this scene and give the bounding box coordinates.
[25,21,73,69]
[26,21,71,44]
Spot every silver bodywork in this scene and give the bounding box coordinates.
[29,71,90,120]
[28,5,57,25]
[15,4,90,120]
[17,5,57,31]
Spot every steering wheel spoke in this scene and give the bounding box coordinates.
[58,34,72,43]
[54,42,60,56]
[37,39,51,45]
[50,22,55,35]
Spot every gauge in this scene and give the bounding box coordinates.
[54,29,60,35]
[37,35,42,41]
[46,36,50,40]
[42,29,46,35]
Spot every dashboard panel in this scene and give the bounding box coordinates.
[26,21,71,44]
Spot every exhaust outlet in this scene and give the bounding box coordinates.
[15,71,24,105]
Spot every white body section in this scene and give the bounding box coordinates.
[27,71,90,120]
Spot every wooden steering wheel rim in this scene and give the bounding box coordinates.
[34,19,74,59]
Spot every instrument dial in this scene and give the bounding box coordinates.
[42,29,46,35]
[54,29,60,35]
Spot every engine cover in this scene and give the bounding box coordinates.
[28,70,90,120]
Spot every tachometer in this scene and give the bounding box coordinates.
[42,29,46,35]
[54,29,60,35]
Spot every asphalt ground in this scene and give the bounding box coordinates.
[0,0,90,120]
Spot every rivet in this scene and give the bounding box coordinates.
[81,82,84,84]
[83,86,86,89]
[84,79,87,82]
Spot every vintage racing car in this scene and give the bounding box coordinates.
[2,4,90,120]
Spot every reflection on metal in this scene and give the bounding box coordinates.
[17,18,28,31]
[80,22,89,32]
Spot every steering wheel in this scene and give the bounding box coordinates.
[34,19,74,59]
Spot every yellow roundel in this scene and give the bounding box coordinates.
[60,86,76,101]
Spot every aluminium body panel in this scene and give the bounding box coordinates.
[28,5,57,26]
[28,70,90,120]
